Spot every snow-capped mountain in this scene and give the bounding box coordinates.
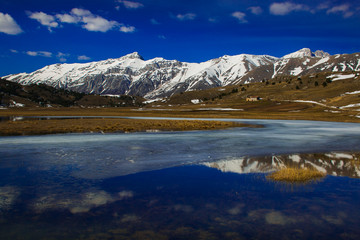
[4,48,360,99]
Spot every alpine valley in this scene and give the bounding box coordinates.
[3,48,360,99]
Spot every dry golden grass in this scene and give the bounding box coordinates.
[1,102,360,123]
[267,167,326,183]
[0,118,255,136]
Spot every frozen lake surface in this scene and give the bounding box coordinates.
[0,119,360,239]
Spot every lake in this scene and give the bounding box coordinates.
[0,118,360,239]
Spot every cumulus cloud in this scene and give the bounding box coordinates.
[120,25,136,33]
[70,8,92,17]
[176,13,196,21]
[270,2,310,15]
[248,6,263,15]
[28,11,59,30]
[78,55,91,61]
[28,8,135,33]
[231,11,247,23]
[63,8,120,32]
[83,16,119,32]
[327,4,353,18]
[117,0,144,9]
[55,13,79,23]
[0,12,23,35]
[26,51,52,57]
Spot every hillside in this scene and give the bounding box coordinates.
[0,78,144,108]
[143,71,360,122]
[164,71,360,107]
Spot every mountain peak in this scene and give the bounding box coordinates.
[282,48,313,59]
[282,48,329,59]
[314,50,330,58]
[120,52,144,60]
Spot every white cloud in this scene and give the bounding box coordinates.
[70,8,92,17]
[248,6,263,15]
[120,25,136,33]
[56,13,79,23]
[327,4,353,18]
[57,52,69,62]
[10,49,18,53]
[117,0,144,9]
[26,51,52,57]
[82,16,119,32]
[78,55,91,61]
[28,8,135,33]
[270,2,310,15]
[231,11,247,23]
[28,11,59,30]
[158,35,166,39]
[0,12,23,35]
[176,13,196,21]
[65,8,135,33]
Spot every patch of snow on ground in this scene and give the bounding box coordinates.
[345,90,360,95]
[289,155,301,163]
[102,94,122,98]
[9,100,25,107]
[143,98,164,104]
[191,99,201,104]
[327,74,356,81]
[339,103,360,109]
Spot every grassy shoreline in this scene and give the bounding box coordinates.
[0,117,257,136]
[1,101,360,121]
[0,105,359,136]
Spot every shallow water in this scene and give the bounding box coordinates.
[0,119,360,239]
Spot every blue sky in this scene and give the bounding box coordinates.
[1,0,360,76]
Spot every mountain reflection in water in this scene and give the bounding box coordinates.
[201,152,360,178]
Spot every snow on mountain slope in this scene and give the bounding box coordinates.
[282,48,314,59]
[3,49,360,99]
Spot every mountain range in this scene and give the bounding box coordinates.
[4,48,360,99]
